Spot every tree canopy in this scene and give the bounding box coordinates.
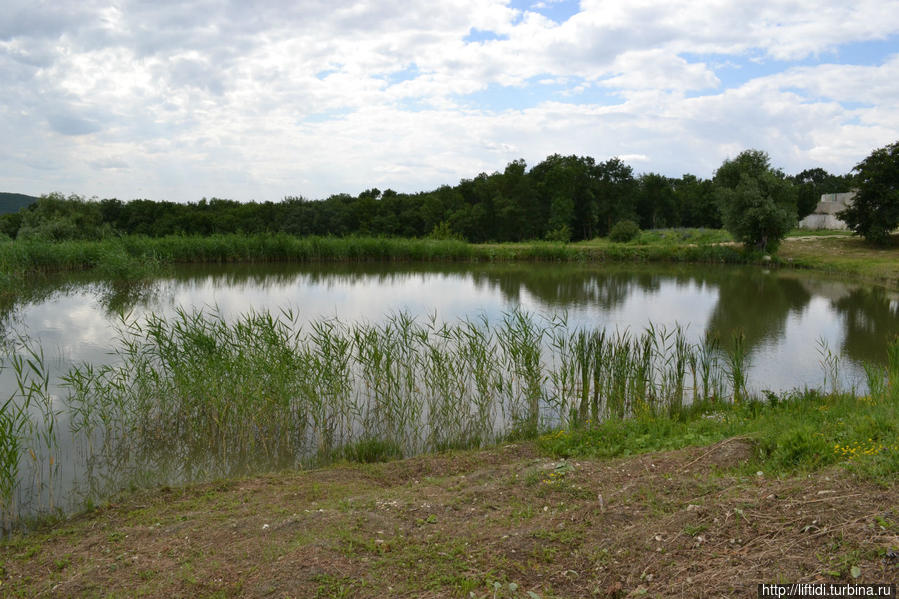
[0,151,853,246]
[713,150,797,253]
[838,140,899,244]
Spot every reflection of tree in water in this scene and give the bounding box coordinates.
[468,267,662,310]
[832,287,899,365]
[0,274,160,341]
[706,271,811,353]
[168,262,666,312]
[94,280,160,316]
[12,262,897,371]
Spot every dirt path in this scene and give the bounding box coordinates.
[2,440,897,598]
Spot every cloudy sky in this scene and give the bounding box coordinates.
[2,0,898,203]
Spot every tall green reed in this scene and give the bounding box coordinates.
[3,307,778,529]
[0,336,60,532]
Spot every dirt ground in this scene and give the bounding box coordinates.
[2,438,898,598]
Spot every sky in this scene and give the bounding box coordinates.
[1,0,898,203]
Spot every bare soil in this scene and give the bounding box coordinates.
[2,439,897,598]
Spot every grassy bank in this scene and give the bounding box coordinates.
[4,230,897,300]
[2,307,897,595]
[2,308,750,526]
[2,392,898,597]
[0,233,751,292]
[778,234,899,285]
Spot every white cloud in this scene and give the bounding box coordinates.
[0,0,897,200]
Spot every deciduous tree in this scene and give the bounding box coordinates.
[838,140,899,244]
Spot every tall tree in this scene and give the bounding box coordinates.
[636,173,678,229]
[673,174,720,228]
[593,158,637,236]
[838,140,899,244]
[714,150,796,253]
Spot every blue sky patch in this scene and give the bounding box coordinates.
[509,0,580,24]
[315,69,339,80]
[682,35,896,92]
[826,35,899,65]
[454,76,621,112]
[383,64,420,85]
[464,28,509,43]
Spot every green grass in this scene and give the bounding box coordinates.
[786,228,854,238]
[538,387,899,480]
[0,308,750,528]
[2,230,896,302]
[630,228,734,245]
[778,234,899,285]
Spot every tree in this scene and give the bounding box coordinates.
[714,150,796,253]
[674,174,720,228]
[838,140,899,244]
[636,173,678,229]
[593,158,637,236]
[16,193,112,241]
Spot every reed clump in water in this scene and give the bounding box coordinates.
[60,309,741,475]
[4,309,898,530]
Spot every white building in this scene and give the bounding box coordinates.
[798,192,856,230]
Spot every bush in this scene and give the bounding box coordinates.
[609,219,640,242]
[544,224,571,243]
[428,221,463,241]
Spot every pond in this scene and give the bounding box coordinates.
[2,261,898,524]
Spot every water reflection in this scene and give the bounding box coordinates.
[4,263,898,375]
[706,270,811,350]
[832,287,899,364]
[3,261,899,526]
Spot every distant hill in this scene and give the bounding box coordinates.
[0,192,40,214]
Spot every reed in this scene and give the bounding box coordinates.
[52,310,753,488]
[0,234,756,297]
[5,309,897,530]
[0,336,59,531]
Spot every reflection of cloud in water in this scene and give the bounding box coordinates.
[604,280,717,335]
[163,272,508,324]
[18,292,114,363]
[5,263,899,395]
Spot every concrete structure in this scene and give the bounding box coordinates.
[798,191,856,230]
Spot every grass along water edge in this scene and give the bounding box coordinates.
[4,232,898,301]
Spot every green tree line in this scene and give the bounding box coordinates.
[0,151,852,245]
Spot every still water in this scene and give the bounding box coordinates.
[2,262,898,522]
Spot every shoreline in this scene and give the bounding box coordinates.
[2,232,897,291]
[2,436,897,597]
